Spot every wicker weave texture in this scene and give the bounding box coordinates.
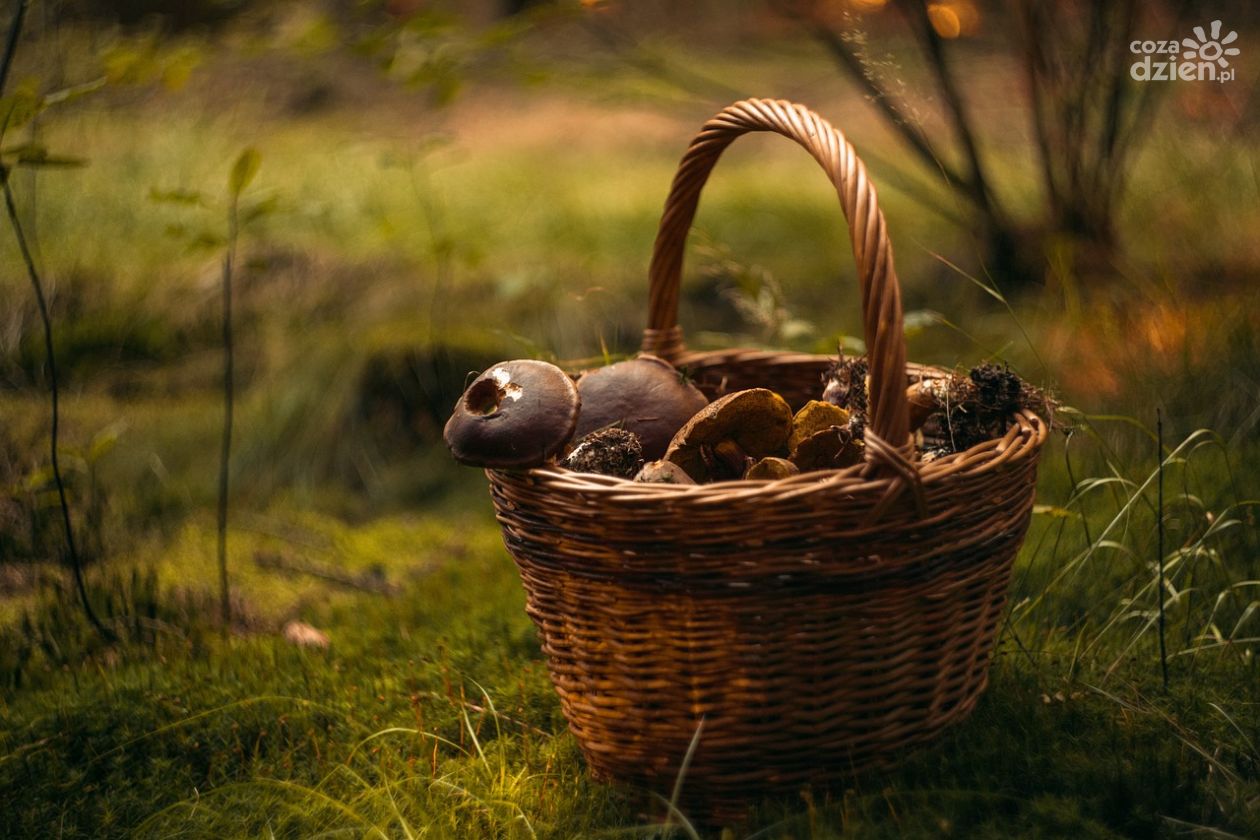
[484,99,1047,813]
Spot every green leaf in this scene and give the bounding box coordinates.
[42,77,107,108]
[149,187,207,206]
[18,156,88,169]
[161,46,202,91]
[5,144,88,168]
[229,148,260,198]
[23,466,55,492]
[102,44,149,84]
[0,142,41,159]
[188,231,227,252]
[479,17,531,48]
[88,424,125,463]
[1033,504,1081,520]
[0,90,42,138]
[33,489,62,510]
[240,194,280,227]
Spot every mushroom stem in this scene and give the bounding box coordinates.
[906,380,939,432]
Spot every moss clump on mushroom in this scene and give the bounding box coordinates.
[821,354,868,439]
[911,363,1052,457]
[562,428,645,478]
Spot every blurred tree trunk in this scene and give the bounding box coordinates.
[779,0,1198,288]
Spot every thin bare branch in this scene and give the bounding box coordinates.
[3,178,114,642]
[217,192,238,634]
[0,0,26,96]
[786,7,971,192]
[898,0,1004,225]
[1017,0,1063,221]
[1,0,113,642]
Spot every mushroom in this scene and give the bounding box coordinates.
[664,388,793,483]
[634,460,696,485]
[443,360,579,468]
[788,400,850,454]
[821,356,868,413]
[561,428,645,478]
[573,355,708,460]
[744,457,800,480]
[970,363,1024,415]
[791,425,863,471]
[905,379,944,432]
[910,365,1035,453]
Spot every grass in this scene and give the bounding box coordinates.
[2,13,1259,839]
[1,483,1257,838]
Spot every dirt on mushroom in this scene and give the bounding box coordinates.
[562,428,645,477]
[821,354,868,439]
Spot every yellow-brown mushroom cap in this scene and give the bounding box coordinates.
[664,388,793,482]
[789,400,851,454]
[744,457,800,481]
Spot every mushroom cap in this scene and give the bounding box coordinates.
[788,400,851,454]
[791,426,863,471]
[573,355,708,460]
[744,456,800,481]
[443,360,579,468]
[905,380,941,432]
[664,388,793,482]
[634,460,696,485]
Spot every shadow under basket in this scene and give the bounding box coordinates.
[484,99,1048,820]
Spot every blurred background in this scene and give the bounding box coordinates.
[2,1,1259,835]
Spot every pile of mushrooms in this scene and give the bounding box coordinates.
[445,353,1041,481]
[818,354,1048,463]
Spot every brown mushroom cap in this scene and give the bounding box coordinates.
[906,379,947,432]
[791,426,863,471]
[443,360,579,468]
[664,388,793,482]
[573,355,708,460]
[744,457,800,481]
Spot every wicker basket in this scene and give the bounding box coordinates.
[486,99,1048,815]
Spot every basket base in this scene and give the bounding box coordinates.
[590,677,989,825]
[513,536,1019,819]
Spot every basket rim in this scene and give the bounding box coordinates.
[493,409,1045,498]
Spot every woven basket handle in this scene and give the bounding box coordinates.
[642,98,911,454]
